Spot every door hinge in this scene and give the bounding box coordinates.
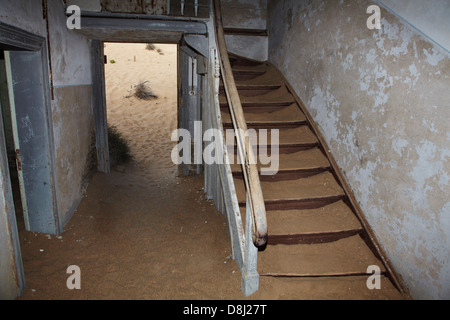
[15,149,22,171]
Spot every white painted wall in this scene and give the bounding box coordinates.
[49,0,93,86]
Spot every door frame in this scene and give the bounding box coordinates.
[0,21,59,298]
[91,40,110,174]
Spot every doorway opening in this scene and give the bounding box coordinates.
[103,42,179,185]
[0,23,59,297]
[0,49,25,231]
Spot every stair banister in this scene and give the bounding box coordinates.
[212,0,268,248]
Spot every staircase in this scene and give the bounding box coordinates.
[219,54,408,299]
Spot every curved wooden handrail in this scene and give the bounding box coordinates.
[212,0,267,247]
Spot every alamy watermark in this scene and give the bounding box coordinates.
[66,265,81,290]
[171,122,280,176]
[367,265,382,290]
[367,5,382,30]
[66,5,81,30]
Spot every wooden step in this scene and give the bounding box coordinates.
[268,228,363,246]
[254,276,408,300]
[229,148,331,180]
[224,28,268,36]
[229,55,266,67]
[258,235,386,277]
[231,65,268,81]
[268,229,364,246]
[223,121,306,130]
[220,84,282,97]
[220,86,296,108]
[231,65,285,87]
[226,126,318,146]
[234,172,346,209]
[238,204,363,246]
[226,126,320,155]
[232,70,266,81]
[222,103,307,128]
[266,201,362,236]
[232,64,269,73]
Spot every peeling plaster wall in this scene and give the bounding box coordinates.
[100,0,168,15]
[221,0,267,29]
[66,0,102,12]
[0,0,95,230]
[0,1,47,37]
[267,0,450,299]
[48,0,95,227]
[67,0,168,15]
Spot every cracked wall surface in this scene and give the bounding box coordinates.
[268,0,450,299]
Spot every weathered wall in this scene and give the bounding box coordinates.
[67,0,168,14]
[48,0,95,227]
[221,0,267,29]
[0,0,95,229]
[267,0,450,299]
[101,0,168,14]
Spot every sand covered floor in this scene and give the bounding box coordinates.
[16,43,245,299]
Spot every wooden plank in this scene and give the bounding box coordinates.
[224,28,268,37]
[260,271,388,278]
[245,195,347,211]
[223,121,307,130]
[91,40,110,174]
[268,229,363,246]
[213,0,267,247]
[233,167,331,181]
[80,15,208,34]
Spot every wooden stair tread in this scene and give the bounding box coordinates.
[220,86,296,106]
[234,172,345,204]
[220,83,281,91]
[258,235,386,276]
[219,84,283,97]
[222,103,306,125]
[229,148,330,173]
[255,276,408,300]
[229,54,266,67]
[232,64,269,73]
[226,126,318,148]
[233,66,285,86]
[267,201,362,236]
[224,28,268,36]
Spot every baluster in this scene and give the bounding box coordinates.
[181,0,185,16]
[195,0,199,16]
[243,193,259,296]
